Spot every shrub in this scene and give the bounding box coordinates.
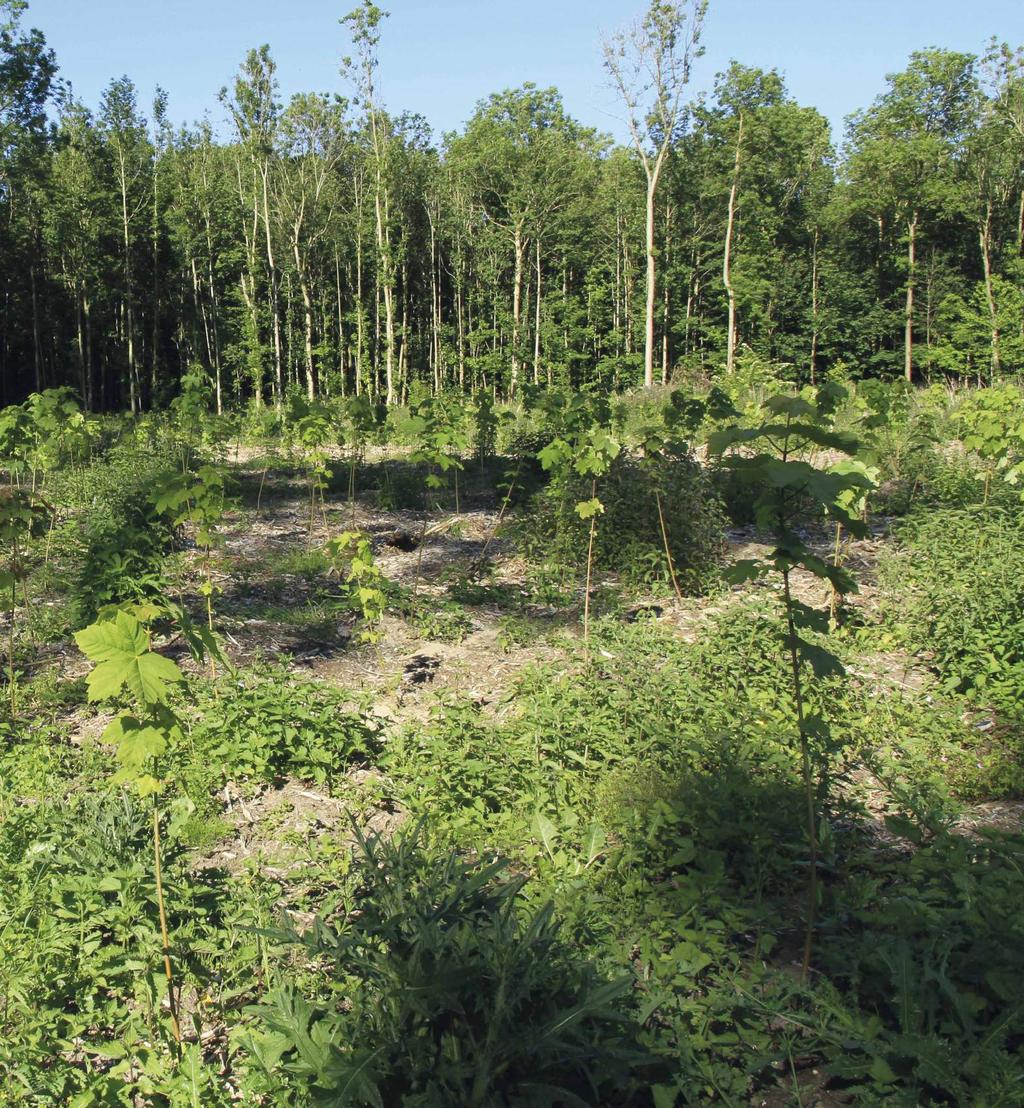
[247,824,647,1107]
[881,505,1024,788]
[517,452,726,593]
[187,662,378,789]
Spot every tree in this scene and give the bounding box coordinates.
[99,76,152,413]
[342,2,398,405]
[448,85,602,396]
[845,50,976,382]
[603,0,706,388]
[276,93,348,399]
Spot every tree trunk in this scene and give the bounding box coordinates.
[294,242,316,400]
[643,173,658,387]
[260,163,283,406]
[904,212,917,384]
[723,114,744,375]
[810,227,819,384]
[979,203,1001,381]
[534,237,543,386]
[510,222,526,396]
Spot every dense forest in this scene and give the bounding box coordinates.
[1,0,1023,409]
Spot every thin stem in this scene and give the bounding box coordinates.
[655,487,683,603]
[205,548,217,680]
[583,479,597,642]
[783,567,818,980]
[8,539,17,719]
[474,457,522,576]
[255,466,268,517]
[152,797,182,1051]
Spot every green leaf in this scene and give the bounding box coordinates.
[532,811,558,861]
[75,610,183,705]
[574,497,604,520]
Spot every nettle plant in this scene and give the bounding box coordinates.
[325,530,387,643]
[73,605,191,1052]
[153,465,232,674]
[538,396,620,638]
[709,385,875,976]
[0,488,50,718]
[958,384,1024,503]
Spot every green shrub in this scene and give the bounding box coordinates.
[248,824,647,1107]
[187,662,378,790]
[517,452,726,593]
[48,444,178,624]
[881,506,1024,789]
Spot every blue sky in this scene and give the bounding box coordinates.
[24,0,1024,145]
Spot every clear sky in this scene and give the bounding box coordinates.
[23,0,1024,146]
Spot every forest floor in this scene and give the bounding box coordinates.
[65,447,1011,891]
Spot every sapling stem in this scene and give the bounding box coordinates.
[583,479,597,641]
[8,539,17,719]
[152,796,182,1052]
[255,466,268,517]
[782,566,818,980]
[655,487,683,603]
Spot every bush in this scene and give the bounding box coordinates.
[248,825,646,1107]
[517,451,726,593]
[881,505,1024,788]
[187,662,378,790]
[48,444,178,624]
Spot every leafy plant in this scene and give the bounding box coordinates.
[709,385,875,975]
[0,488,49,717]
[247,824,644,1107]
[325,531,387,643]
[153,463,232,673]
[74,606,189,1050]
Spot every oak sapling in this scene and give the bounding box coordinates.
[710,385,875,976]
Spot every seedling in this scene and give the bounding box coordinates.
[74,606,189,1052]
[325,530,387,643]
[153,465,232,675]
[710,385,875,976]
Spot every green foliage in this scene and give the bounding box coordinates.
[408,387,471,508]
[522,451,726,592]
[882,506,1024,763]
[325,530,387,642]
[957,382,1024,499]
[248,824,644,1107]
[57,444,178,625]
[188,661,377,788]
